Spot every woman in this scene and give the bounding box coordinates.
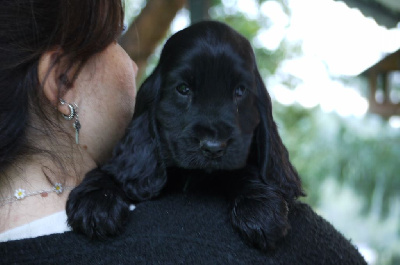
[0,1,366,264]
[0,0,137,238]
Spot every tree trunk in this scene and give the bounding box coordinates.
[120,0,187,81]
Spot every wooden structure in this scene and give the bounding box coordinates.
[336,0,400,118]
[361,49,400,117]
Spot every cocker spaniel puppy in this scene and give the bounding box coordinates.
[67,21,304,251]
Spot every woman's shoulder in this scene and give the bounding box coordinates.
[0,192,366,265]
[282,201,367,264]
[127,192,367,264]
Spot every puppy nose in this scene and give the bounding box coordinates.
[200,140,227,158]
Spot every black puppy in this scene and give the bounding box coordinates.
[67,21,304,251]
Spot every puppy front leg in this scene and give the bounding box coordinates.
[66,169,130,239]
[230,174,290,251]
[67,112,166,239]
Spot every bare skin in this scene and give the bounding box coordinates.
[0,43,138,232]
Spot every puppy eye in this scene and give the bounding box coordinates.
[234,85,246,99]
[176,84,191,95]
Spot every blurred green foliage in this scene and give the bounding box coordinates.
[273,103,400,217]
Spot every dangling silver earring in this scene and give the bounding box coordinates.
[60,99,81,144]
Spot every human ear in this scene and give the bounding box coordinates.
[38,50,76,116]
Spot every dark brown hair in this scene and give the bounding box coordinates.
[0,0,124,175]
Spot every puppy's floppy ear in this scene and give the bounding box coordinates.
[102,65,167,201]
[133,65,161,119]
[253,69,304,202]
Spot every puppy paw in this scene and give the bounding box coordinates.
[231,195,290,251]
[66,168,130,239]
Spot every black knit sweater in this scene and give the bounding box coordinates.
[0,191,366,265]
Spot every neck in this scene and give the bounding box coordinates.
[0,146,96,233]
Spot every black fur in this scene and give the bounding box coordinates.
[67,21,304,250]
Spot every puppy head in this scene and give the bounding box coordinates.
[137,21,303,200]
[154,21,261,170]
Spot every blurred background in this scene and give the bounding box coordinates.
[121,1,400,264]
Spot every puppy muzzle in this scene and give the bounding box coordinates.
[200,139,227,159]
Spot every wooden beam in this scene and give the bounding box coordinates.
[119,0,187,81]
